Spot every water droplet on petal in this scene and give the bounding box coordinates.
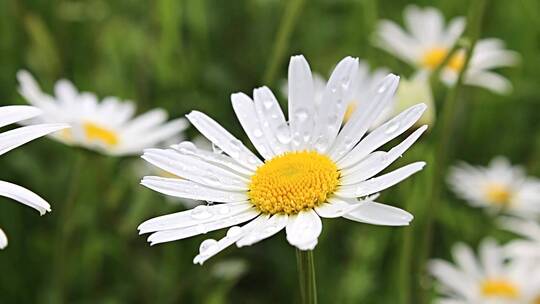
[217,204,230,215]
[191,205,213,220]
[384,121,400,135]
[294,108,309,122]
[253,129,263,137]
[276,124,291,144]
[226,226,242,238]
[212,143,223,154]
[199,239,218,254]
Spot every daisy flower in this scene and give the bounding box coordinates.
[429,239,540,303]
[375,5,519,94]
[138,55,427,265]
[0,105,68,249]
[447,157,540,218]
[16,70,188,156]
[499,217,540,262]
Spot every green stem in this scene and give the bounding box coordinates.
[419,0,487,302]
[262,0,306,85]
[49,150,87,303]
[296,249,318,304]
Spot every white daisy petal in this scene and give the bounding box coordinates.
[338,103,427,168]
[429,260,476,299]
[171,141,254,176]
[147,208,260,245]
[286,209,322,250]
[186,111,262,170]
[0,106,42,128]
[340,125,428,185]
[452,243,482,279]
[343,200,413,226]
[0,228,7,249]
[336,162,426,198]
[193,215,268,265]
[311,57,359,153]
[315,199,361,218]
[253,86,291,156]
[288,55,316,150]
[237,214,288,247]
[0,180,51,215]
[464,71,513,95]
[0,123,69,156]
[123,109,168,133]
[442,17,466,46]
[329,74,400,161]
[231,92,274,159]
[141,149,249,191]
[375,20,420,64]
[138,202,253,234]
[141,176,249,202]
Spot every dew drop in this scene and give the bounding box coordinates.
[294,108,309,122]
[275,124,291,144]
[212,143,223,154]
[191,205,213,220]
[253,129,263,137]
[226,226,242,238]
[384,121,400,135]
[175,141,197,154]
[263,99,273,110]
[217,204,230,215]
[378,86,387,93]
[199,239,218,254]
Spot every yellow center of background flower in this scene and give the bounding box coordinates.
[481,279,519,299]
[84,122,119,146]
[485,184,511,205]
[422,47,465,71]
[248,151,340,214]
[343,102,357,122]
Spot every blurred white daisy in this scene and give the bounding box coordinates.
[447,156,540,218]
[429,239,540,303]
[17,70,188,156]
[375,5,519,94]
[499,217,540,262]
[138,55,427,265]
[0,105,68,249]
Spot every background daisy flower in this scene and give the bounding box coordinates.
[375,5,518,94]
[429,239,540,303]
[499,217,540,262]
[447,156,540,218]
[0,105,68,249]
[16,70,188,156]
[138,55,427,265]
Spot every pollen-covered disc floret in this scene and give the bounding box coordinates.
[248,151,340,214]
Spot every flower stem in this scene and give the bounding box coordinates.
[419,0,487,302]
[263,0,306,85]
[296,249,318,304]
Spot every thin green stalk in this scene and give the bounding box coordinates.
[296,249,318,304]
[419,0,487,302]
[428,40,464,91]
[49,150,87,303]
[262,0,306,85]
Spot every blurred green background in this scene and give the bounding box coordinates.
[1,0,539,303]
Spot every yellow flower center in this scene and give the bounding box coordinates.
[343,102,357,123]
[535,296,540,304]
[485,183,512,205]
[248,151,340,214]
[481,279,519,299]
[422,47,465,72]
[83,122,119,147]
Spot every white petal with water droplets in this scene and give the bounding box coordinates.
[237,214,288,247]
[315,199,362,218]
[147,208,260,245]
[340,125,428,185]
[288,55,316,150]
[0,123,69,156]
[193,215,268,265]
[142,148,249,191]
[171,141,254,176]
[138,202,253,234]
[286,209,322,250]
[253,86,291,156]
[329,74,400,161]
[141,176,249,202]
[338,104,427,168]
[187,111,262,170]
[0,180,51,215]
[231,93,274,159]
[336,162,426,198]
[311,57,359,153]
[343,200,413,226]
[0,106,42,128]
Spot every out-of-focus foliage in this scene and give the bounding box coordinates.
[0,0,539,303]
